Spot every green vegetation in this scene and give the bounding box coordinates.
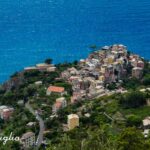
[56,60,80,73]
[0,58,149,150]
[122,78,141,90]
[126,114,141,127]
[117,127,150,150]
[119,91,146,108]
[143,74,150,86]
[45,58,53,64]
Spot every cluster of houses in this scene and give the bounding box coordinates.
[45,85,79,130]
[24,63,56,72]
[61,44,145,103]
[20,114,79,148]
[18,44,146,148]
[0,105,14,121]
[130,55,145,79]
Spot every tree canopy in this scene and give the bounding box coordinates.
[119,91,146,108]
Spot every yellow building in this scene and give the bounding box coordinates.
[101,64,107,73]
[99,75,105,82]
[68,114,79,130]
[108,56,114,64]
[117,58,124,65]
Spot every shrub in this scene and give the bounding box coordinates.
[126,115,141,127]
[120,91,146,108]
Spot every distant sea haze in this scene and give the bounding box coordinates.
[0,0,150,83]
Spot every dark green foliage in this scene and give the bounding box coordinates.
[10,72,19,78]
[73,60,78,65]
[0,88,5,94]
[0,57,149,150]
[107,83,117,90]
[122,78,141,90]
[24,70,40,78]
[143,60,150,76]
[24,84,37,97]
[126,114,141,127]
[56,62,78,72]
[47,126,117,150]
[45,58,53,64]
[143,74,150,86]
[0,141,21,150]
[127,51,131,59]
[118,127,150,150]
[119,91,146,108]
[43,72,59,83]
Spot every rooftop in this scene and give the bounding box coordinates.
[68,114,79,119]
[56,97,65,102]
[47,86,65,93]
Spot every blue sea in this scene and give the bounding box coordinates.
[0,0,150,83]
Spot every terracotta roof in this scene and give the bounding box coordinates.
[48,86,65,93]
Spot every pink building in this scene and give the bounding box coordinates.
[137,61,144,68]
[52,97,67,113]
[132,67,143,79]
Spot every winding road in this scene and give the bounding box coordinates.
[25,102,45,149]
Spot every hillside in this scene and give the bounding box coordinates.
[0,44,150,150]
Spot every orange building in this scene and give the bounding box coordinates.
[46,86,66,96]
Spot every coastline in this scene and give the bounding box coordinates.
[1,44,150,86]
[0,44,149,149]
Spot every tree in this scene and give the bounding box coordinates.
[24,70,40,78]
[0,86,5,94]
[23,84,37,97]
[0,141,21,150]
[119,91,146,108]
[73,60,78,65]
[117,127,149,150]
[10,72,19,78]
[47,127,117,150]
[143,60,150,76]
[107,83,116,90]
[143,74,150,86]
[45,58,53,64]
[122,78,140,90]
[126,115,141,127]
[81,127,117,150]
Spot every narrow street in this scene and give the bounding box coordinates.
[25,102,45,149]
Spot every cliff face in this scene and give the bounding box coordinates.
[2,72,25,91]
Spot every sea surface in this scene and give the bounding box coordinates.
[0,0,150,83]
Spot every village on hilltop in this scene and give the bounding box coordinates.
[60,44,144,103]
[0,44,149,149]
